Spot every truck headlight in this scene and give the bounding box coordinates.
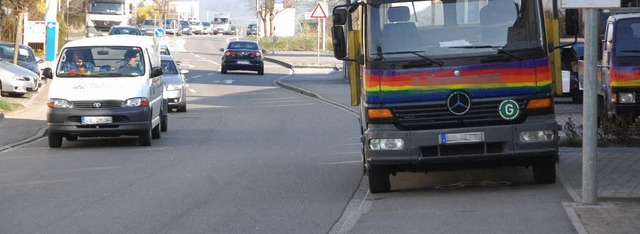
[123,97,149,107]
[519,130,555,143]
[370,139,404,150]
[618,92,636,103]
[48,99,74,108]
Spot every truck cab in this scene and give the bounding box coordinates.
[85,0,135,37]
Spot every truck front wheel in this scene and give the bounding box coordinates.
[532,156,557,184]
[368,165,391,193]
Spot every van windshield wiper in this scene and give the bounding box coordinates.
[449,45,522,61]
[382,51,443,66]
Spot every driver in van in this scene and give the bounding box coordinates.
[61,50,95,74]
[118,49,142,74]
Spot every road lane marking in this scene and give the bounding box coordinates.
[189,89,197,93]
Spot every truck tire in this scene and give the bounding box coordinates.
[533,156,556,184]
[368,166,391,193]
[48,132,63,148]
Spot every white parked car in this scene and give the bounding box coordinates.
[0,60,39,97]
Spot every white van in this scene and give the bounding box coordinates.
[43,35,168,148]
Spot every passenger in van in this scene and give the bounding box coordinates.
[118,49,142,74]
[61,50,95,74]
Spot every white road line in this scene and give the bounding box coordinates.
[189,89,197,93]
[189,65,196,68]
[16,178,79,186]
[192,75,202,78]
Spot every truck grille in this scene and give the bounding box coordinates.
[73,100,123,109]
[93,20,121,31]
[391,98,527,131]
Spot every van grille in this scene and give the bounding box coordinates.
[73,100,122,109]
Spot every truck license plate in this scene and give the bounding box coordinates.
[81,116,112,125]
[440,132,485,144]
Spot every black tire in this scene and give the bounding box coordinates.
[48,132,63,148]
[139,125,152,146]
[257,67,264,75]
[177,103,187,112]
[533,156,557,184]
[368,166,391,193]
[152,121,161,139]
[221,66,227,74]
[161,113,168,132]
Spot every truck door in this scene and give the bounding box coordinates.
[602,21,614,102]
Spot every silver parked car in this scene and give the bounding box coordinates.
[0,42,43,77]
[0,60,40,97]
[161,55,188,112]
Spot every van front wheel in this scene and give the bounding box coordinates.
[139,125,152,146]
[48,132,63,148]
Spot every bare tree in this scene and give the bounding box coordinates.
[246,0,296,38]
[3,0,38,64]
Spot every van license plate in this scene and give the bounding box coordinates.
[81,116,112,125]
[440,132,485,144]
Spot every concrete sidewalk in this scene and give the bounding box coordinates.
[1,51,639,233]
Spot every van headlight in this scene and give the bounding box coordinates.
[123,97,149,107]
[48,99,74,108]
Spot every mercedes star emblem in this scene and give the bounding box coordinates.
[447,92,471,115]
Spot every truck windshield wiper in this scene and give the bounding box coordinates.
[620,50,640,53]
[382,51,443,66]
[449,45,522,61]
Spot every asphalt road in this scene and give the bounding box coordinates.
[0,35,362,233]
[0,35,586,233]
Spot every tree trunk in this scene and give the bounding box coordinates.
[13,12,24,65]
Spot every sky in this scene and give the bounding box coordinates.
[199,0,255,23]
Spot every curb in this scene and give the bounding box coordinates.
[0,112,3,120]
[264,57,341,71]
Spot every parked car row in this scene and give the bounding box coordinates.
[0,42,42,97]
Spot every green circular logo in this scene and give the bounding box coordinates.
[499,100,519,120]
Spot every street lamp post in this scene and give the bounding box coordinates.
[256,0,260,42]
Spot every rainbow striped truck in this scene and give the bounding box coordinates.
[332,0,560,193]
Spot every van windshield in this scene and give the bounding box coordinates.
[56,46,146,77]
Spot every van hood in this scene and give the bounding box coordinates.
[49,77,148,101]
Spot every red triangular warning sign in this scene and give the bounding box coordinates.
[310,3,327,19]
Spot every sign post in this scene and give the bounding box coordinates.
[563,0,620,206]
[310,2,328,65]
[45,0,59,62]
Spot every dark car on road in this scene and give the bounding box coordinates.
[108,26,142,36]
[561,42,584,103]
[220,40,264,75]
[246,24,257,36]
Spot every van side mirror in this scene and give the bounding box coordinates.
[43,67,53,79]
[565,9,581,36]
[151,67,163,77]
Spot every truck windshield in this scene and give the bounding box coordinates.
[213,18,229,24]
[367,0,543,61]
[89,2,124,15]
[614,18,640,57]
[56,46,146,78]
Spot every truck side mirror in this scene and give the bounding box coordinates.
[333,8,348,26]
[333,26,347,59]
[565,9,581,36]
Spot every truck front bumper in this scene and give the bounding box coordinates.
[364,116,559,171]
